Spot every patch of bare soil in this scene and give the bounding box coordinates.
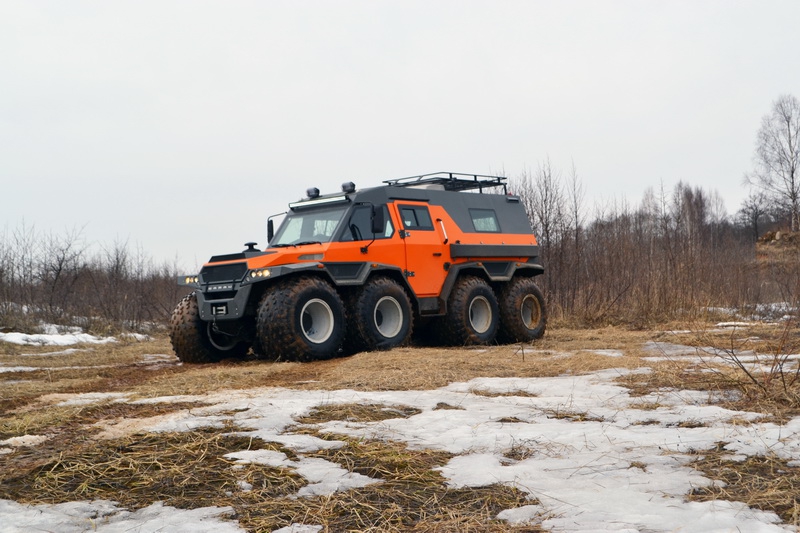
[757,230,800,263]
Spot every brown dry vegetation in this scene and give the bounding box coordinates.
[2,323,800,530]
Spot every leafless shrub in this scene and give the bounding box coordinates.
[700,322,800,407]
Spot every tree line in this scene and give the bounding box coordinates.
[512,166,790,326]
[0,224,185,334]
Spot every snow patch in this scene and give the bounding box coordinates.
[0,500,243,533]
[225,449,380,498]
[0,331,116,346]
[272,525,323,533]
[56,392,131,407]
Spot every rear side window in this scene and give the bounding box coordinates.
[399,205,434,230]
[470,208,500,232]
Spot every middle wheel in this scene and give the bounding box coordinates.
[440,276,499,345]
[348,277,413,352]
[257,276,346,361]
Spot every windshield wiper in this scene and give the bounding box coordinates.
[272,240,323,248]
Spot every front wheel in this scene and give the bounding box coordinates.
[169,293,248,363]
[439,276,499,345]
[497,277,547,343]
[257,277,346,361]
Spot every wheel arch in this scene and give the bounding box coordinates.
[247,262,415,315]
[437,261,543,316]
[256,274,347,361]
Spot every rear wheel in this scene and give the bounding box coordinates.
[440,276,499,345]
[348,277,413,352]
[257,277,346,361]
[498,277,547,343]
[169,293,248,363]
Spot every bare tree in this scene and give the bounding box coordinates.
[529,158,565,252]
[746,94,800,231]
[738,190,771,241]
[567,161,585,247]
[565,162,584,309]
[38,227,86,321]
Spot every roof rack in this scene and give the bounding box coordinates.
[383,172,507,194]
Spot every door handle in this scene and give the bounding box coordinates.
[436,218,449,244]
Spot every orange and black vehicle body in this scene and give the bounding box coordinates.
[170,173,547,363]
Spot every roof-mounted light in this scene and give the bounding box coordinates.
[306,187,320,199]
[342,181,356,194]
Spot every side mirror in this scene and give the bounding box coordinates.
[267,219,274,242]
[371,206,384,234]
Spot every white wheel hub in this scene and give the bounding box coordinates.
[520,294,540,329]
[468,296,492,334]
[301,298,334,344]
[374,296,403,339]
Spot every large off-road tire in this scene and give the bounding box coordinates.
[439,276,499,345]
[347,277,413,353]
[498,277,547,343]
[257,276,346,361]
[169,293,248,363]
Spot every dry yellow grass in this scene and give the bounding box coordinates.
[127,326,652,399]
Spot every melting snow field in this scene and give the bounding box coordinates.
[1,327,799,532]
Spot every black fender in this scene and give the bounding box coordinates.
[426,260,544,317]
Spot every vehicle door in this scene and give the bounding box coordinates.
[393,202,449,297]
[324,204,403,265]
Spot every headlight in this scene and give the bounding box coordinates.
[248,268,271,280]
[184,276,199,284]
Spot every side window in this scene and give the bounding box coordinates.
[340,205,394,242]
[470,208,500,232]
[379,205,395,238]
[399,205,434,230]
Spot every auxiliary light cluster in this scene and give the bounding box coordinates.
[184,276,199,284]
[249,268,271,280]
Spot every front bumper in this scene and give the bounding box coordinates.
[195,283,253,321]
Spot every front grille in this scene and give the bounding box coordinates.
[200,262,248,284]
[203,290,237,300]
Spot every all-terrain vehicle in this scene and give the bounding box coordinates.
[169,172,546,363]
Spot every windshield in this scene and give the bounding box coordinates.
[271,206,348,246]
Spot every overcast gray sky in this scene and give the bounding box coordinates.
[2,0,799,268]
